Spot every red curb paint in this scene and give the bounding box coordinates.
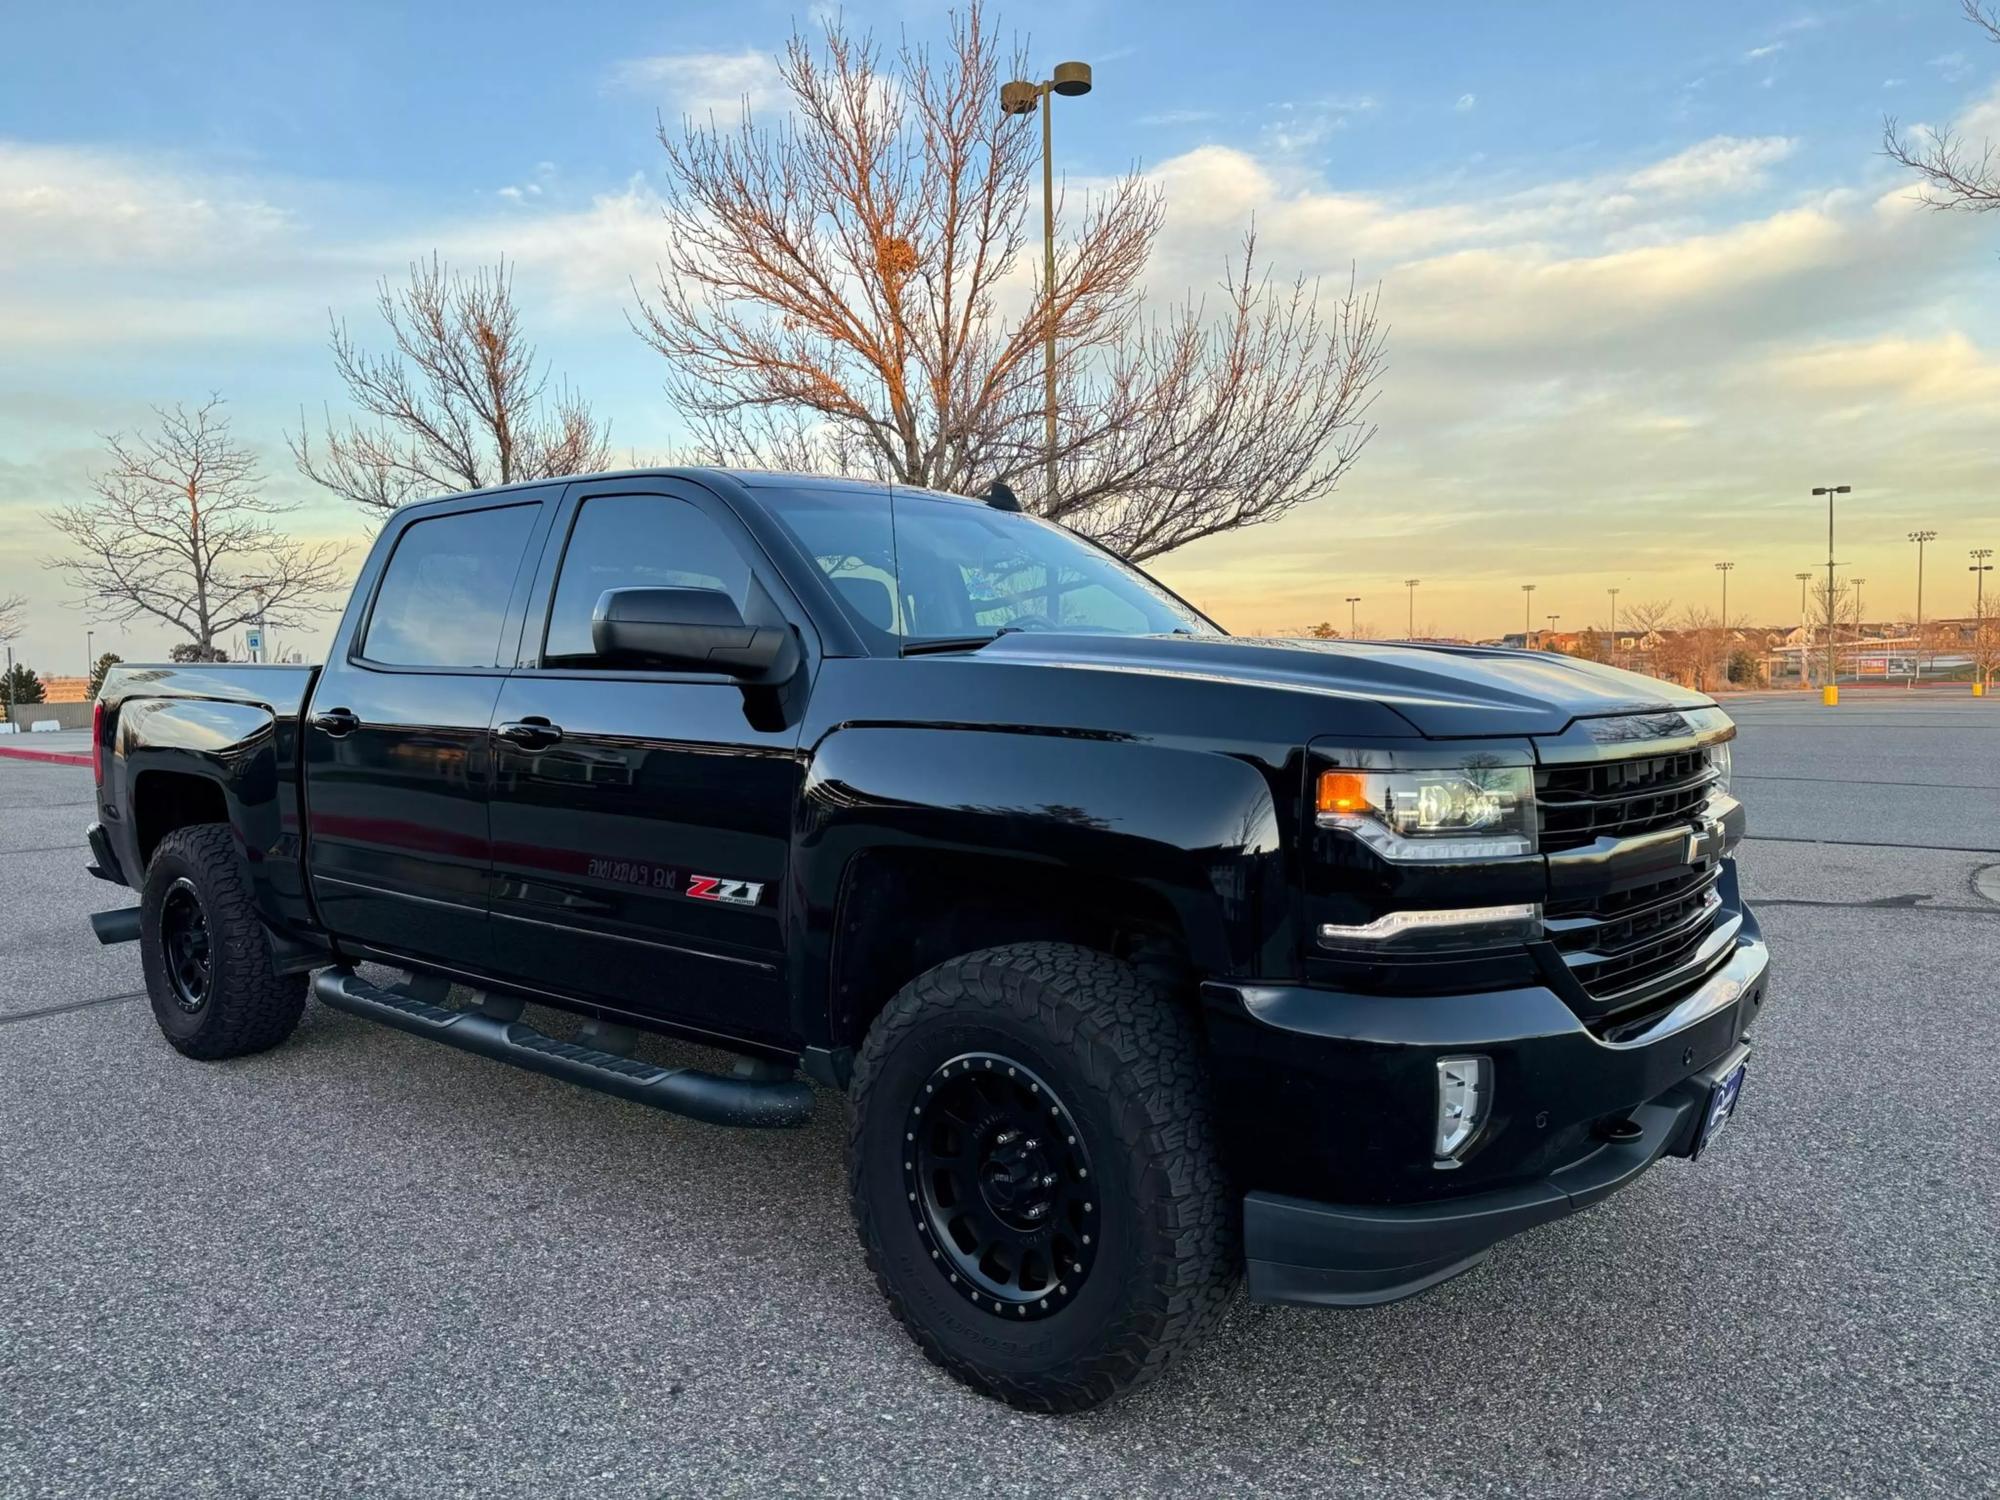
[0,745,92,767]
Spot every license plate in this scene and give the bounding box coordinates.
[1696,1061,1747,1156]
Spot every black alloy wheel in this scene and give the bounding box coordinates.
[906,1052,1096,1318]
[159,876,212,1013]
[140,822,306,1060]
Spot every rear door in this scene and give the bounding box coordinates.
[303,493,553,970]
[484,479,812,1044]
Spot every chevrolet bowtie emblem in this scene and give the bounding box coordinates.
[1686,817,1724,866]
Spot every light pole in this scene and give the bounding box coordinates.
[1001,60,1094,507]
[1909,529,1936,685]
[1520,583,1536,640]
[1714,561,1734,687]
[1545,613,1560,650]
[1345,596,1361,637]
[1795,571,1814,688]
[1975,550,1995,689]
[86,629,94,680]
[1606,587,1619,663]
[1811,484,1850,693]
[1404,578,1420,639]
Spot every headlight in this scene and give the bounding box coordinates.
[1707,738,1733,795]
[1316,763,1537,861]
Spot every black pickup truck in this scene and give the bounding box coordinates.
[84,468,1767,1411]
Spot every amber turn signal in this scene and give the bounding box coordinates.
[1316,771,1371,817]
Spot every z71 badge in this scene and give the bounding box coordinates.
[685,875,765,906]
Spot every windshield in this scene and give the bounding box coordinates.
[758,486,1221,647]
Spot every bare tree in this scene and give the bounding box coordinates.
[46,398,348,654]
[1884,3,2000,209]
[0,593,24,644]
[293,255,613,518]
[634,5,1386,561]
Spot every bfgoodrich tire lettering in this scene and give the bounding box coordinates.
[848,942,1238,1411]
[140,822,306,1060]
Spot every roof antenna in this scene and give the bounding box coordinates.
[984,480,1022,513]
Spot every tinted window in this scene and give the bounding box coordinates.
[544,495,753,662]
[363,504,537,667]
[759,487,1216,643]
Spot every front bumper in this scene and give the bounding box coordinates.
[1204,911,1769,1307]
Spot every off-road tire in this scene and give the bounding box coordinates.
[848,942,1238,1412]
[140,822,306,1060]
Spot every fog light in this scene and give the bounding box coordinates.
[1434,1055,1491,1167]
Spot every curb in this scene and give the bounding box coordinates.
[0,745,92,768]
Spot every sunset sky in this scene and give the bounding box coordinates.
[4,0,1999,672]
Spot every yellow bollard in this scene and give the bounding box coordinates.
[1975,682,1987,698]
[1822,684,1839,706]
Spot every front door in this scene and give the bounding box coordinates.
[484,482,809,1043]
[303,495,549,971]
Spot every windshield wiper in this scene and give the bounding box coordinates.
[900,633,1005,656]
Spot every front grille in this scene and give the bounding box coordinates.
[1536,748,1717,853]
[1538,738,1735,1024]
[1545,861,1726,1002]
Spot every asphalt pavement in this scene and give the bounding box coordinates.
[2,693,1995,1498]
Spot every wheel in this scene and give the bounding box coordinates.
[140,823,306,1060]
[848,942,1238,1411]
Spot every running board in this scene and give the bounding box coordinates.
[310,968,813,1129]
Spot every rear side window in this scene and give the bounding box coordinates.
[363,504,537,667]
[542,495,752,663]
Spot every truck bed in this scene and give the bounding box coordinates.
[94,661,325,962]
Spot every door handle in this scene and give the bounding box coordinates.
[311,707,360,737]
[497,717,564,749]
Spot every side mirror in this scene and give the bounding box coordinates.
[591,587,800,682]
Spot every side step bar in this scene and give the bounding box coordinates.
[311,968,813,1129]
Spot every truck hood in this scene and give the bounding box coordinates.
[974,633,1715,738]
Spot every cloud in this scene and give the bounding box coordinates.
[496,160,558,204]
[1930,51,1974,83]
[0,141,295,270]
[1260,95,1377,154]
[1743,42,1784,62]
[1133,130,1998,632]
[607,48,783,118]
[1624,135,1794,197]
[1455,93,1478,112]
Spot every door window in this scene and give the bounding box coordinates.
[543,495,753,664]
[362,504,538,667]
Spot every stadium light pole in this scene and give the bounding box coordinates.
[1607,587,1620,666]
[1975,549,1996,693]
[1345,596,1361,636]
[1909,530,1936,685]
[1714,561,1734,686]
[1811,484,1850,693]
[1545,613,1560,650]
[1404,579,1420,639]
[1001,60,1094,507]
[1794,572,1814,688]
[1520,582,1536,639]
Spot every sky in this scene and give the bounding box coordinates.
[4,0,2000,673]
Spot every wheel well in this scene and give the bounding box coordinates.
[828,849,1194,1049]
[133,771,230,868]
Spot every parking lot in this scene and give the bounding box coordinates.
[2,692,1994,1498]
